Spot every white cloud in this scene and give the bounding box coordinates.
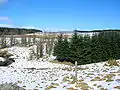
[0,16,9,21]
[21,26,41,30]
[0,24,76,32]
[0,24,13,27]
[0,0,8,4]
[42,28,73,32]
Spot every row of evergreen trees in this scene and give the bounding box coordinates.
[53,30,120,65]
[0,27,42,35]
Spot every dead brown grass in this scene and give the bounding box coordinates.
[50,60,74,66]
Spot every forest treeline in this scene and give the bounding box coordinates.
[0,27,42,35]
[53,30,120,65]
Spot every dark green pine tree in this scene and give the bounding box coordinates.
[103,31,120,60]
[53,30,120,65]
[53,34,63,59]
[91,31,120,63]
[115,31,120,59]
[69,30,80,63]
[59,37,71,62]
[98,33,107,62]
[80,35,91,64]
[91,33,103,63]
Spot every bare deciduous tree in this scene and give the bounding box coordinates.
[0,30,7,48]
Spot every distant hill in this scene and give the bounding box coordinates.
[0,27,42,35]
[74,29,120,33]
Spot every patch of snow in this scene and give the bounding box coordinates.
[0,46,120,90]
[0,57,5,62]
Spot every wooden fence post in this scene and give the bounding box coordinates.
[75,61,77,83]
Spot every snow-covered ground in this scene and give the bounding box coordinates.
[0,46,120,90]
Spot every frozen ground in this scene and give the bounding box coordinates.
[0,46,120,90]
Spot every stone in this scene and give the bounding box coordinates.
[0,84,25,90]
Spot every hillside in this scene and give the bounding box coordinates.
[0,46,120,90]
[0,27,42,35]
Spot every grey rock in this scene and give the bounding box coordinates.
[0,84,25,90]
[0,58,15,66]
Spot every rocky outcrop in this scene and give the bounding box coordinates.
[0,49,15,66]
[0,84,25,90]
[0,58,15,66]
[0,49,13,58]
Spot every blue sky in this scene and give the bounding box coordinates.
[0,0,120,31]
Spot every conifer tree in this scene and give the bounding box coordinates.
[81,35,91,64]
[69,30,80,63]
[59,37,70,62]
[53,30,120,65]
[53,34,63,60]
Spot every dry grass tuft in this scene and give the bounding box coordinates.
[114,86,120,89]
[107,58,119,66]
[103,74,116,82]
[45,85,56,90]
[91,76,103,81]
[63,76,71,82]
[67,87,78,90]
[100,87,108,90]
[50,60,74,66]
[75,82,93,90]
